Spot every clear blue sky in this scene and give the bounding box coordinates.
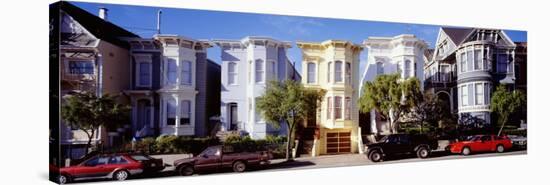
[72,1,527,75]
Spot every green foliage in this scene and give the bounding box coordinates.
[405,92,452,134]
[491,85,526,136]
[61,92,130,154]
[358,74,422,133]
[256,80,325,161]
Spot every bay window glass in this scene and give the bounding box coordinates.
[334,96,342,119]
[166,100,176,125]
[167,59,177,84]
[228,62,237,85]
[255,59,264,83]
[180,100,191,125]
[307,62,316,83]
[335,61,343,82]
[181,61,192,85]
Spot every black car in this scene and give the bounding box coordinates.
[366,134,438,162]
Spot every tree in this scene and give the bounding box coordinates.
[358,74,422,134]
[405,93,449,134]
[61,92,130,154]
[491,85,526,136]
[256,80,325,161]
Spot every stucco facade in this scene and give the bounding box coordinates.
[214,37,300,139]
[297,40,362,156]
[360,34,428,135]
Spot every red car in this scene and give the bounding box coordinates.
[58,153,158,184]
[447,135,513,155]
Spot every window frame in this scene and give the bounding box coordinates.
[68,60,95,75]
[475,83,484,105]
[135,54,153,88]
[227,62,238,85]
[334,96,342,119]
[166,58,178,85]
[180,100,191,125]
[255,59,265,83]
[335,61,343,83]
[166,99,177,126]
[461,85,468,106]
[181,60,192,86]
[307,62,316,84]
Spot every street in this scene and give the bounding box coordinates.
[121,150,527,182]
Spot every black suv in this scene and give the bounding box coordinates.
[366,134,438,162]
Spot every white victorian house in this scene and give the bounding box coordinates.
[360,34,428,135]
[213,37,300,139]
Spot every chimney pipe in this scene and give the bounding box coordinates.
[99,7,108,20]
[157,10,162,34]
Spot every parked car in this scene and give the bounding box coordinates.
[507,135,527,149]
[58,153,163,184]
[365,134,438,162]
[174,145,272,176]
[446,135,513,155]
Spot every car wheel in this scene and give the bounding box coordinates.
[416,147,430,158]
[496,144,505,153]
[233,161,247,172]
[461,147,471,156]
[368,150,383,162]
[113,170,129,181]
[58,174,69,184]
[178,165,194,176]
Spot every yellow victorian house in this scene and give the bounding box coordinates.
[297,40,363,156]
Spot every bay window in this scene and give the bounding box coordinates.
[255,59,264,83]
[166,99,176,125]
[335,61,343,82]
[345,97,351,120]
[228,62,237,85]
[307,62,316,83]
[167,59,177,85]
[334,96,342,119]
[327,97,332,119]
[475,83,483,105]
[461,85,468,106]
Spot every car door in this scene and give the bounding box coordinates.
[480,135,494,152]
[384,135,404,155]
[195,146,222,172]
[468,136,484,152]
[73,156,110,178]
[106,155,131,175]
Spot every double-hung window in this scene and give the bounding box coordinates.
[255,59,264,83]
[307,62,316,84]
[335,61,343,82]
[475,83,483,105]
[327,97,332,119]
[345,97,351,120]
[334,96,342,119]
[460,53,466,73]
[166,100,176,126]
[461,86,468,106]
[180,100,191,125]
[167,59,177,85]
[228,62,237,85]
[497,54,508,73]
[181,61,192,85]
[136,58,152,87]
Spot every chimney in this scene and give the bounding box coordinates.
[99,7,108,20]
[157,10,162,34]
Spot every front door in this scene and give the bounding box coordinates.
[229,103,238,130]
[326,132,351,154]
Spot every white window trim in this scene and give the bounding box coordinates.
[135,54,153,88]
[227,62,238,85]
[461,85,468,106]
[181,60,193,86]
[255,59,265,84]
[165,58,178,86]
[475,83,484,105]
[307,62,317,84]
[334,61,343,83]
[180,100,192,125]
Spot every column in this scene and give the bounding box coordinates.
[174,95,180,135]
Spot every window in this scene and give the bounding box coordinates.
[271,61,277,80]
[404,60,411,78]
[181,61,192,85]
[345,97,351,120]
[255,59,264,83]
[327,97,332,119]
[474,50,482,70]
[461,86,468,106]
[180,100,191,125]
[484,83,490,104]
[166,100,176,125]
[137,62,152,87]
[69,61,94,74]
[466,50,473,72]
[108,156,128,164]
[475,83,483,105]
[414,62,417,77]
[307,62,316,83]
[497,54,508,73]
[167,59,177,85]
[327,62,332,83]
[460,53,466,72]
[441,65,449,82]
[376,62,384,75]
[334,96,342,119]
[228,62,237,85]
[345,62,351,84]
[335,61,343,82]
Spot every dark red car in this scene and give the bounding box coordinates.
[174,145,272,176]
[57,153,164,184]
[447,135,513,155]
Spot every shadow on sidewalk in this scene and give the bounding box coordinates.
[265,160,317,170]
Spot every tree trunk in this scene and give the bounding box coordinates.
[82,129,94,155]
[497,114,508,136]
[285,120,296,162]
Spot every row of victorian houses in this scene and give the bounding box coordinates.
[54,2,526,159]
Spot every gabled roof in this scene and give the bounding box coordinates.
[441,27,474,45]
[53,1,139,48]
